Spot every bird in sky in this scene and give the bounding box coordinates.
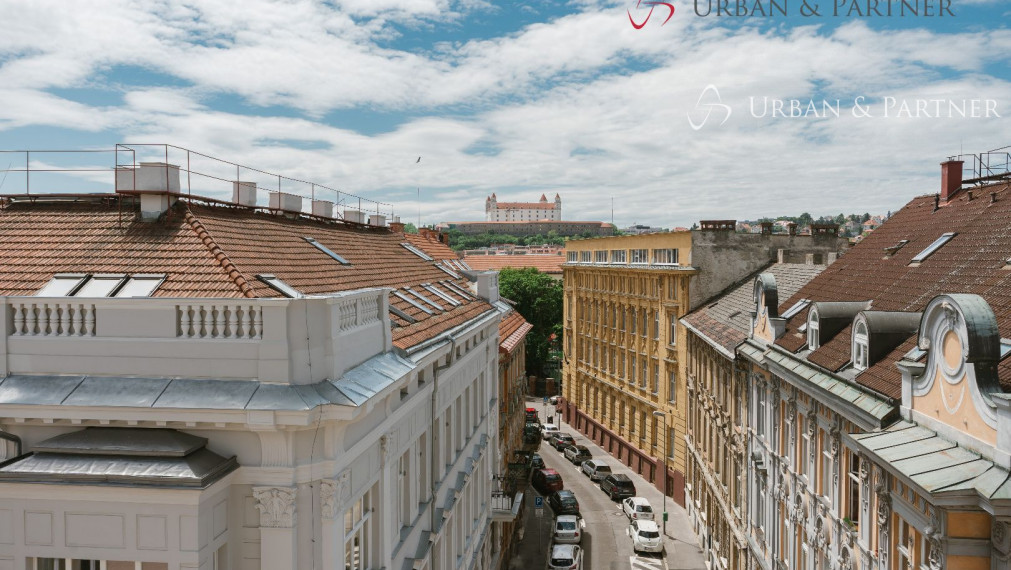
[416,156,422,163]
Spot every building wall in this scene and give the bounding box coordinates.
[561,232,694,505]
[440,221,612,237]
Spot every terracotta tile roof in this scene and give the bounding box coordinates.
[807,324,852,372]
[404,232,459,262]
[499,310,533,355]
[462,254,565,275]
[682,263,825,353]
[771,182,1011,397]
[0,198,492,350]
[856,336,916,399]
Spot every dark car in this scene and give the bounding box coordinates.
[532,468,564,495]
[548,490,581,516]
[600,474,637,500]
[551,433,576,451]
[530,453,545,470]
[564,445,592,465]
[524,423,542,444]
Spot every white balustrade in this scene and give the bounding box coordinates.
[334,290,383,332]
[176,303,263,339]
[9,300,96,337]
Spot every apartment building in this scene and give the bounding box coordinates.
[740,161,1011,570]
[0,160,508,570]
[681,263,828,570]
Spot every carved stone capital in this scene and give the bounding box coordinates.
[320,480,338,520]
[254,486,297,528]
[994,519,1011,555]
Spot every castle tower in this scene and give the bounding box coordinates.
[554,193,561,221]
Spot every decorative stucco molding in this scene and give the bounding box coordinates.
[254,486,297,528]
[320,480,338,520]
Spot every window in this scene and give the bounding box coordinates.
[653,311,660,340]
[405,287,444,311]
[610,249,627,263]
[36,274,87,296]
[641,358,648,389]
[847,453,861,525]
[306,237,352,264]
[423,283,461,306]
[630,406,636,434]
[630,249,648,264]
[630,309,637,334]
[652,360,659,394]
[807,312,820,349]
[652,248,679,265]
[781,299,810,319]
[566,251,578,262]
[400,242,434,261]
[580,251,591,263]
[441,280,474,300]
[910,232,956,263]
[75,275,126,297]
[344,490,373,570]
[114,275,165,297]
[821,435,833,501]
[630,354,637,384]
[853,321,869,371]
[595,250,608,263]
[394,290,433,315]
[756,388,766,438]
[257,274,303,298]
[437,263,461,279]
[669,314,678,346]
[668,369,677,404]
[668,426,676,459]
[389,305,417,324]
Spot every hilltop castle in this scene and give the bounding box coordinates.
[485,193,561,222]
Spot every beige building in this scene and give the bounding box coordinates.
[561,232,695,500]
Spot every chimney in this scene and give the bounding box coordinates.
[389,222,405,234]
[760,222,773,235]
[343,210,365,224]
[439,232,450,245]
[116,162,182,222]
[232,181,257,207]
[419,227,434,240]
[269,192,302,213]
[311,199,334,218]
[940,159,964,202]
[369,214,386,227]
[777,249,785,263]
[787,223,797,236]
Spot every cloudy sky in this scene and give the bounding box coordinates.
[0,0,1008,228]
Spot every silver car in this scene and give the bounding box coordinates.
[628,520,664,554]
[553,514,581,544]
[580,459,612,482]
[546,543,583,570]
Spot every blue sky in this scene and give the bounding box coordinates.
[0,0,1008,227]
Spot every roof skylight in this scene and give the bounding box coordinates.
[257,274,303,298]
[36,274,87,297]
[405,287,444,311]
[304,237,351,265]
[390,305,417,324]
[781,299,811,320]
[441,280,474,300]
[423,283,461,307]
[114,275,166,298]
[393,290,433,315]
[1001,339,1011,361]
[402,243,434,261]
[910,233,956,264]
[75,275,127,297]
[438,263,462,279]
[902,346,928,362]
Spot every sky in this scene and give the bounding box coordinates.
[0,0,1008,228]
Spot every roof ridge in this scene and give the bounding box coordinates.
[183,206,257,299]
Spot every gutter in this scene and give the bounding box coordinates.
[405,309,499,357]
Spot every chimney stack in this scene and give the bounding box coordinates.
[389,222,405,234]
[116,162,182,222]
[787,222,797,236]
[940,159,964,202]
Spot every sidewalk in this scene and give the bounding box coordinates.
[534,398,707,570]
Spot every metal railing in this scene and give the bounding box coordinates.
[0,144,395,221]
[954,146,1011,184]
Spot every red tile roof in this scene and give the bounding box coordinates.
[463,254,564,275]
[0,198,492,350]
[771,182,1011,397]
[404,232,460,262]
[499,310,533,355]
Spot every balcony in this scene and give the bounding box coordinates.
[491,490,523,522]
[0,288,390,384]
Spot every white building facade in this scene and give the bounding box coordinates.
[484,194,561,222]
[0,162,512,570]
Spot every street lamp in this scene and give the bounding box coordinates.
[652,410,669,538]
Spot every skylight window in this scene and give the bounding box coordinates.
[1001,339,1011,361]
[75,275,126,297]
[257,274,303,298]
[405,287,444,311]
[910,233,956,264]
[114,275,166,298]
[304,237,351,265]
[423,283,461,307]
[402,243,434,261]
[902,346,927,362]
[883,240,909,256]
[393,290,433,315]
[437,264,462,279]
[36,274,87,296]
[781,299,811,320]
[441,280,475,300]
[390,305,417,324]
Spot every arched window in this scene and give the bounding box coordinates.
[853,320,869,371]
[807,310,820,350]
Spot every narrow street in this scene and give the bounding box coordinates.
[509,399,706,570]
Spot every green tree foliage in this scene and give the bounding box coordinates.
[498,268,564,378]
[403,223,418,234]
[445,230,567,251]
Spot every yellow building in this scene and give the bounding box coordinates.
[561,232,695,501]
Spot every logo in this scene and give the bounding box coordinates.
[628,0,675,29]
[688,85,732,131]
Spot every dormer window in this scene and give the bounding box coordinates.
[807,311,820,350]
[910,232,956,264]
[853,321,869,371]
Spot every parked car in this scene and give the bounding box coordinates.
[547,544,583,570]
[622,497,655,521]
[549,396,559,405]
[600,473,637,500]
[628,520,663,554]
[524,424,542,444]
[553,514,581,544]
[541,423,559,440]
[547,490,581,516]
[526,407,539,423]
[530,453,545,470]
[563,445,592,465]
[580,459,612,482]
[551,433,576,451]
[532,468,564,495]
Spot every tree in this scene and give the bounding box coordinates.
[498,268,564,378]
[403,223,418,234]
